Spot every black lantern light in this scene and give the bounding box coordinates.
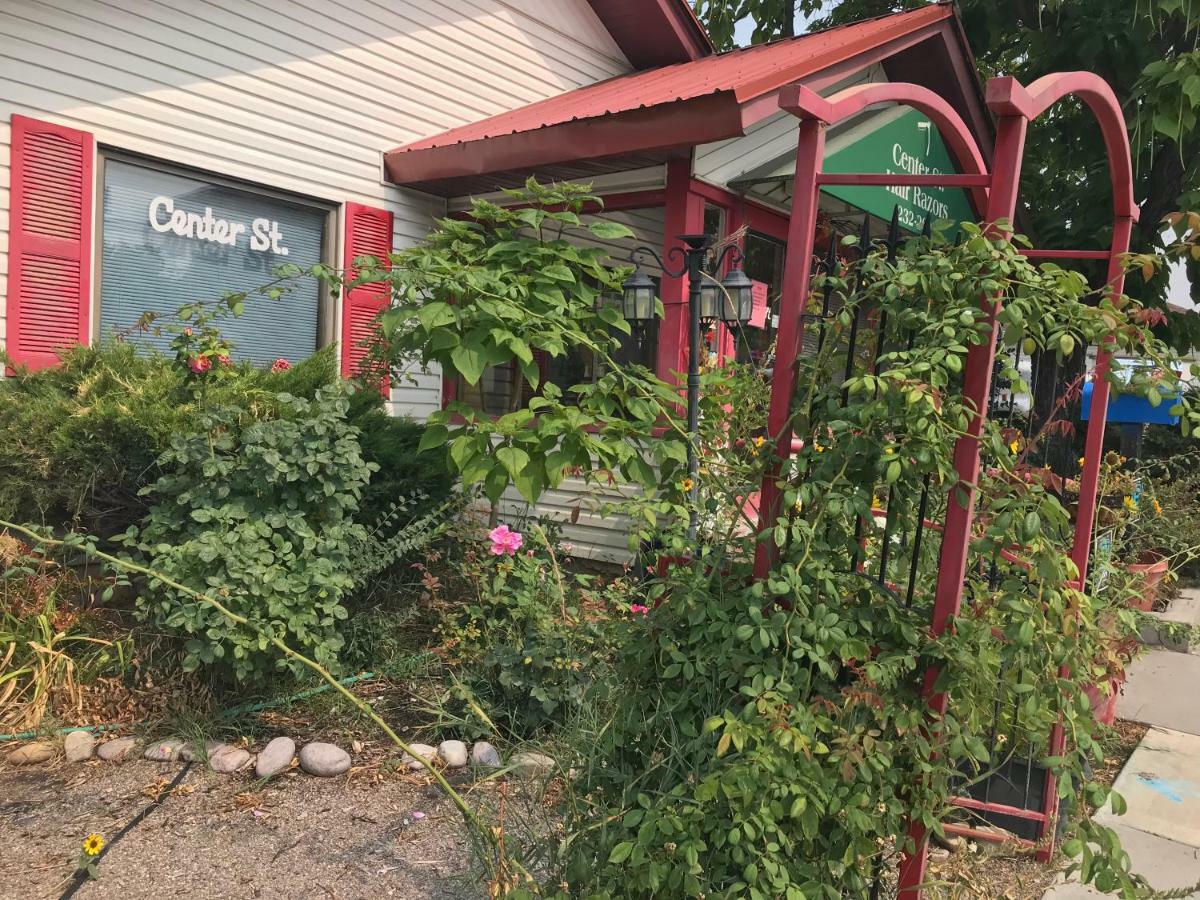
[621,269,657,323]
[697,278,723,325]
[719,264,755,326]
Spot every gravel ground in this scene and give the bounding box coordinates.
[0,756,479,900]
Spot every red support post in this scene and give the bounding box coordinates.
[658,158,706,384]
[1036,215,1136,863]
[896,111,1029,899]
[752,117,826,579]
[1069,215,1135,582]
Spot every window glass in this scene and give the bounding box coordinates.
[737,230,786,366]
[100,158,328,366]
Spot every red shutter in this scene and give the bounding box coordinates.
[6,115,94,372]
[340,201,393,382]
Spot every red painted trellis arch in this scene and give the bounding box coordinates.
[749,73,1136,898]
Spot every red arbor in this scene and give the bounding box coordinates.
[752,73,1136,897]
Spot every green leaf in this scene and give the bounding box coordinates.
[542,264,576,283]
[598,304,632,334]
[513,464,545,503]
[416,302,456,329]
[496,446,531,481]
[417,424,449,453]
[450,345,486,384]
[588,221,636,240]
[608,841,634,865]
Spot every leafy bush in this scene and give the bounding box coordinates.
[123,385,374,681]
[347,391,453,526]
[487,225,1200,899]
[436,520,627,735]
[0,342,452,539]
[0,343,342,537]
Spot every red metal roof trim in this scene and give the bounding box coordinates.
[586,0,712,68]
[389,5,951,160]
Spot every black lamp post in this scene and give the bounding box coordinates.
[622,237,755,542]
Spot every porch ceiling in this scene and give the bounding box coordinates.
[384,3,992,198]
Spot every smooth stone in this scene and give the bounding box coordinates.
[63,731,95,762]
[209,745,252,774]
[401,743,437,771]
[96,737,137,761]
[470,741,502,768]
[438,740,468,768]
[7,742,55,765]
[144,738,185,761]
[510,751,555,777]
[255,736,296,778]
[298,742,351,777]
[179,740,223,762]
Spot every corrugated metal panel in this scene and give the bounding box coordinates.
[390,5,951,155]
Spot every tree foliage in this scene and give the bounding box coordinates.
[356,179,692,528]
[692,0,1200,346]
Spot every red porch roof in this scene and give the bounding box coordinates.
[385,4,986,196]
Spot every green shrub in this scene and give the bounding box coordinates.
[437,521,624,736]
[123,385,374,681]
[0,343,340,537]
[347,390,452,526]
[0,343,452,539]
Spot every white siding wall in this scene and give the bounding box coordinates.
[0,0,631,416]
[693,64,886,190]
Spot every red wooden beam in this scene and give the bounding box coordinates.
[780,81,991,216]
[1020,248,1111,260]
[752,116,826,578]
[816,173,991,188]
[950,795,1049,823]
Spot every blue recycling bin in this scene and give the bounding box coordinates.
[1080,381,1181,425]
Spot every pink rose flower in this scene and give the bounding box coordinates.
[217,354,231,367]
[488,524,523,556]
[270,358,292,373]
[188,355,212,374]
[630,603,649,616]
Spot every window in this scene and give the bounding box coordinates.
[736,230,786,366]
[97,155,333,365]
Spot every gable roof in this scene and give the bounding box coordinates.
[385,4,989,196]
[585,0,712,67]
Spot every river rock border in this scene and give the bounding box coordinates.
[5,735,525,780]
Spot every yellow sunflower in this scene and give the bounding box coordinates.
[680,477,695,492]
[82,833,105,856]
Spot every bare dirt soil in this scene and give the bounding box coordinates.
[0,756,477,900]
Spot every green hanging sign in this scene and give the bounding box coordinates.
[821,108,976,232]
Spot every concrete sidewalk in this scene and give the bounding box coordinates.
[1043,608,1200,898]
